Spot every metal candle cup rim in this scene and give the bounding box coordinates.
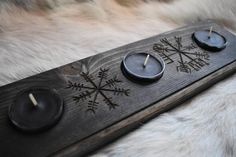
[121,52,165,81]
[8,86,64,133]
[192,30,228,52]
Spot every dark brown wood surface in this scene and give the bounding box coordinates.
[0,20,236,157]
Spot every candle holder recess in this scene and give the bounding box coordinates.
[8,87,64,132]
[192,26,227,51]
[121,52,165,83]
[0,20,236,157]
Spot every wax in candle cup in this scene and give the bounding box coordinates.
[121,52,165,83]
[192,29,227,52]
[8,87,64,133]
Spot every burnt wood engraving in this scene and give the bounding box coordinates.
[0,20,236,157]
[153,36,209,73]
[66,68,130,114]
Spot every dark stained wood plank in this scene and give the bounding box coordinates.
[52,61,236,157]
[0,20,236,157]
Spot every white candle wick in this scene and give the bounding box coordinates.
[143,54,150,68]
[208,26,213,39]
[29,93,38,107]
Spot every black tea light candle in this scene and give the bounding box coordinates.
[121,52,165,83]
[8,87,64,132]
[192,26,227,51]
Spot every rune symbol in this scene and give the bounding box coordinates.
[153,36,210,73]
[66,68,130,114]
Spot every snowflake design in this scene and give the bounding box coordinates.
[153,36,210,73]
[66,68,130,114]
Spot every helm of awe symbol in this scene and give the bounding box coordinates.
[153,36,210,73]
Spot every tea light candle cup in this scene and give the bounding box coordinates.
[121,52,165,83]
[192,27,227,52]
[8,87,64,132]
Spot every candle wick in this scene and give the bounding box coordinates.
[29,93,38,107]
[143,54,150,68]
[208,26,213,39]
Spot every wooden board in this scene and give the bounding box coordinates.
[0,20,236,157]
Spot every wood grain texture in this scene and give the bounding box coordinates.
[0,20,236,157]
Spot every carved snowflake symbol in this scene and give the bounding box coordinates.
[153,36,210,73]
[66,68,130,114]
